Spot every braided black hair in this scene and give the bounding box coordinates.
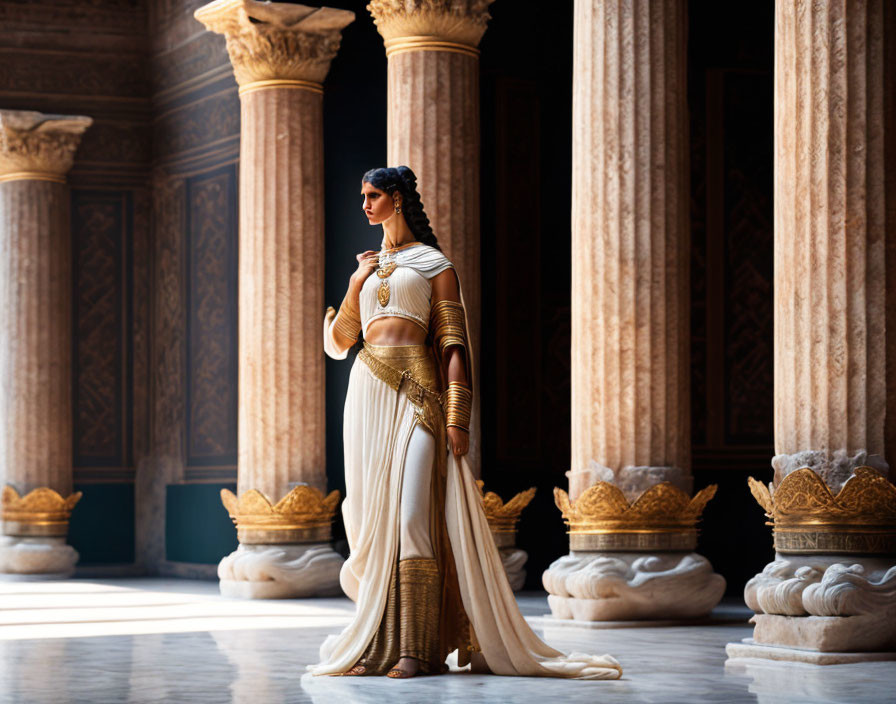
[361,166,441,251]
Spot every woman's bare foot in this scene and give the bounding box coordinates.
[343,663,367,676]
[386,656,420,679]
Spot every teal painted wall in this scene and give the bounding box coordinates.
[69,483,135,564]
[165,483,238,564]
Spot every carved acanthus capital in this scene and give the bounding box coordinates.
[0,110,92,182]
[367,0,495,50]
[194,0,355,88]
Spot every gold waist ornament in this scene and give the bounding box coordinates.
[748,466,896,555]
[554,482,717,552]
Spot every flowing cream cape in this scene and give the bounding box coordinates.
[313,244,621,680]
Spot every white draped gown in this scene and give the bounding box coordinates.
[311,243,621,680]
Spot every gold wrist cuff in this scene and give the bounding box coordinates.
[443,381,472,431]
[332,297,361,341]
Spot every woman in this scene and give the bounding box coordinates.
[310,166,621,681]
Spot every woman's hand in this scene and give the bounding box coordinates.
[350,250,378,285]
[447,426,469,457]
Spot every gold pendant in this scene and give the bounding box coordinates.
[377,262,397,278]
[377,280,390,307]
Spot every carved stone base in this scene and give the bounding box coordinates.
[742,554,896,652]
[500,547,528,592]
[0,536,78,576]
[751,611,896,652]
[726,638,896,665]
[542,550,725,620]
[745,554,896,617]
[218,542,344,599]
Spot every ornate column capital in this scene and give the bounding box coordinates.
[194,0,354,93]
[367,0,496,56]
[0,110,92,183]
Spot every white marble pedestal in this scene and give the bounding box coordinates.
[218,543,343,599]
[0,535,79,577]
[728,554,896,661]
[543,550,726,621]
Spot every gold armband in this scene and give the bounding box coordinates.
[443,381,472,431]
[430,300,467,357]
[332,296,361,342]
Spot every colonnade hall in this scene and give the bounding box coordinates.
[1,0,895,702]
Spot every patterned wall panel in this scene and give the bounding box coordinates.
[690,66,774,466]
[71,190,132,474]
[722,73,773,445]
[185,166,238,468]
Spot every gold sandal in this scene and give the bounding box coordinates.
[386,667,416,679]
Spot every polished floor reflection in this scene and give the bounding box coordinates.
[0,578,892,703]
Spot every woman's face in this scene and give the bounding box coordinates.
[361,182,399,225]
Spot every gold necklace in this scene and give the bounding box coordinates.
[376,250,399,307]
[376,241,419,307]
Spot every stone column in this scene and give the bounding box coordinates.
[0,110,91,577]
[368,0,494,475]
[195,0,354,598]
[727,0,896,663]
[542,0,725,621]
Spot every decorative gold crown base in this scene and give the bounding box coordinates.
[490,530,516,550]
[237,524,333,545]
[2,486,82,538]
[749,467,896,556]
[221,486,340,546]
[773,527,896,555]
[570,529,697,552]
[2,519,70,538]
[555,480,716,554]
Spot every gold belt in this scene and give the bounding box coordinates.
[358,342,439,406]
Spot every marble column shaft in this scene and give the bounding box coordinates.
[0,181,71,496]
[570,0,689,496]
[370,0,495,475]
[0,111,91,498]
[238,86,326,498]
[774,0,888,474]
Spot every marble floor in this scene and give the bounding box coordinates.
[0,578,893,704]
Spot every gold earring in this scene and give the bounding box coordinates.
[393,194,401,214]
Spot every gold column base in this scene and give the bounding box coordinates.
[749,468,896,556]
[220,486,340,545]
[1,486,81,537]
[555,481,717,553]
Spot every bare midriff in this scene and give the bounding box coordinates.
[365,316,427,346]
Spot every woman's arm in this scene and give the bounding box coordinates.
[431,268,470,457]
[324,251,378,359]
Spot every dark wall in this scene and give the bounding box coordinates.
[688,0,776,594]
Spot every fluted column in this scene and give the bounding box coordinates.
[368,0,494,475]
[542,0,724,621]
[773,0,887,486]
[0,110,91,576]
[727,1,896,662]
[196,0,353,598]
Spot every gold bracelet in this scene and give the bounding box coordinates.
[332,297,361,341]
[431,300,467,356]
[443,381,472,431]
